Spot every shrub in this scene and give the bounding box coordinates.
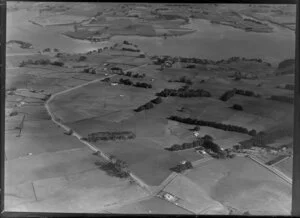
[232,104,243,111]
[170,161,193,173]
[43,48,51,52]
[151,97,162,104]
[52,61,64,67]
[78,56,87,61]
[220,89,236,101]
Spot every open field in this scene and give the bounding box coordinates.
[5,2,295,214]
[5,148,148,212]
[273,156,293,179]
[182,157,291,215]
[108,196,192,214]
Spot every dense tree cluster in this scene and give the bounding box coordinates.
[43,48,51,52]
[151,55,270,66]
[239,129,290,150]
[101,77,111,82]
[78,56,87,61]
[165,138,205,151]
[235,89,260,97]
[96,158,129,178]
[85,131,136,142]
[170,161,193,173]
[123,40,132,45]
[219,89,236,101]
[278,59,295,69]
[83,67,96,74]
[119,78,152,89]
[134,97,163,112]
[156,87,211,98]
[220,88,260,101]
[118,70,145,79]
[19,59,64,67]
[122,47,140,52]
[168,115,256,136]
[232,104,243,111]
[270,95,294,104]
[186,64,196,68]
[168,76,193,85]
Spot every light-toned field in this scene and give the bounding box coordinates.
[5,120,84,160]
[273,156,293,179]
[183,157,291,215]
[108,196,192,214]
[5,147,148,212]
[163,174,228,214]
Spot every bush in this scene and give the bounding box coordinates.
[170,161,193,173]
[78,56,87,61]
[232,104,243,111]
[151,97,162,104]
[52,61,64,67]
[43,48,51,52]
[220,89,236,101]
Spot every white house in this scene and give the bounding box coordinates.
[164,193,176,202]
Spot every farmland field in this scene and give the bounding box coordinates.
[5,2,295,215]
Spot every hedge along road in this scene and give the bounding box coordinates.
[45,63,152,191]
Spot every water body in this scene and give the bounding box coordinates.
[7,9,295,64]
[112,19,295,64]
[7,9,111,54]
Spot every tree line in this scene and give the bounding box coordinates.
[168,76,193,85]
[156,86,211,98]
[122,47,141,52]
[19,59,64,67]
[134,97,162,112]
[269,95,293,104]
[151,55,270,66]
[117,70,146,79]
[170,161,193,173]
[84,131,136,142]
[168,115,257,136]
[165,135,212,151]
[219,88,260,101]
[119,78,152,89]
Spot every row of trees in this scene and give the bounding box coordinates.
[83,67,96,74]
[156,87,211,98]
[85,131,136,142]
[117,70,145,79]
[134,97,162,112]
[151,55,270,66]
[119,78,152,89]
[122,47,140,52]
[219,88,260,101]
[235,89,260,98]
[239,129,293,150]
[19,59,64,67]
[270,95,294,104]
[96,158,129,178]
[168,76,193,85]
[168,115,257,136]
[165,135,212,151]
